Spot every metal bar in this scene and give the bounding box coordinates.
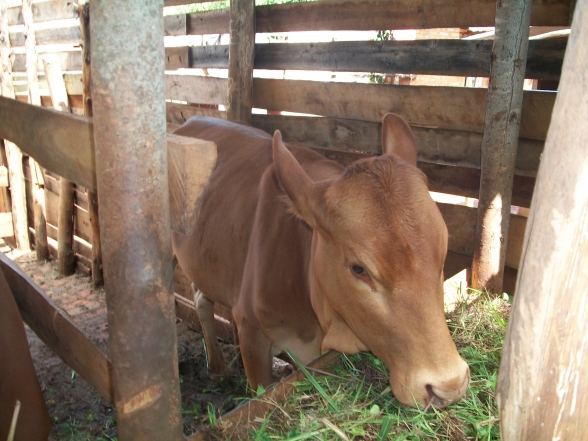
[89,0,183,439]
[471,0,532,293]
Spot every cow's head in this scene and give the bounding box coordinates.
[272,113,469,408]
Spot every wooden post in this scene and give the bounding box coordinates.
[471,0,532,293]
[90,0,183,439]
[497,2,588,438]
[0,0,30,251]
[78,0,103,286]
[43,58,76,275]
[22,0,49,260]
[227,0,255,123]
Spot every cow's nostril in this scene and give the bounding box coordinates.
[425,384,447,410]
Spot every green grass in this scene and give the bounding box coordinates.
[212,291,509,440]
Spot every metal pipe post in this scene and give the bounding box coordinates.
[90,1,182,439]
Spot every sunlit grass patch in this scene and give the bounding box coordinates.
[211,291,510,440]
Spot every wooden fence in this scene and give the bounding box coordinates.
[6,0,569,299]
[1,0,582,439]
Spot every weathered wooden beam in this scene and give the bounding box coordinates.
[9,25,81,46]
[90,0,183,437]
[77,0,102,287]
[164,75,555,141]
[1,0,30,251]
[0,95,96,189]
[22,0,49,261]
[0,96,217,235]
[166,74,228,106]
[471,0,532,294]
[0,252,114,403]
[251,114,544,178]
[184,0,571,35]
[7,0,77,25]
[226,0,255,123]
[44,57,76,275]
[497,1,588,437]
[252,78,555,141]
[190,39,566,81]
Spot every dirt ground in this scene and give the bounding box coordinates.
[8,249,249,440]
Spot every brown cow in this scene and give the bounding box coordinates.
[172,114,469,408]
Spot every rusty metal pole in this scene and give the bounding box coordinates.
[471,0,532,294]
[90,1,182,439]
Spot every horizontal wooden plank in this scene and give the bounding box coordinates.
[251,114,543,177]
[255,0,571,31]
[182,0,570,37]
[438,202,526,270]
[187,9,230,35]
[13,51,81,73]
[252,78,556,140]
[309,147,535,207]
[0,252,114,402]
[190,39,565,81]
[0,96,96,190]
[12,48,187,73]
[7,0,78,25]
[166,102,226,125]
[166,74,228,105]
[0,96,217,234]
[9,26,81,46]
[164,13,187,36]
[164,0,211,6]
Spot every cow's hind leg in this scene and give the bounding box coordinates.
[193,285,230,375]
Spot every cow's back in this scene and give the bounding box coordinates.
[171,117,342,317]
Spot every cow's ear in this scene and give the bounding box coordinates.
[272,130,325,229]
[381,113,418,167]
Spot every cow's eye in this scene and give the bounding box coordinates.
[351,265,365,275]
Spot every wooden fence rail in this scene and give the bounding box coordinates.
[189,39,566,81]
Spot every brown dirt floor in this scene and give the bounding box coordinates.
[8,249,250,440]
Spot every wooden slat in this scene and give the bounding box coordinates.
[164,13,187,36]
[226,0,255,123]
[190,39,566,81]
[164,0,211,6]
[182,0,570,37]
[12,47,189,73]
[7,0,77,25]
[13,50,81,73]
[0,252,114,402]
[167,133,217,235]
[166,102,226,125]
[9,25,81,46]
[0,96,217,235]
[187,8,230,35]
[166,74,228,105]
[252,78,555,141]
[163,75,555,141]
[0,95,96,189]
[305,147,535,207]
[437,202,526,270]
[251,114,543,177]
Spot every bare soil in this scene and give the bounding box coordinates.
[10,250,249,440]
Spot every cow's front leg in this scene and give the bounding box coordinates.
[193,286,230,375]
[235,318,274,391]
